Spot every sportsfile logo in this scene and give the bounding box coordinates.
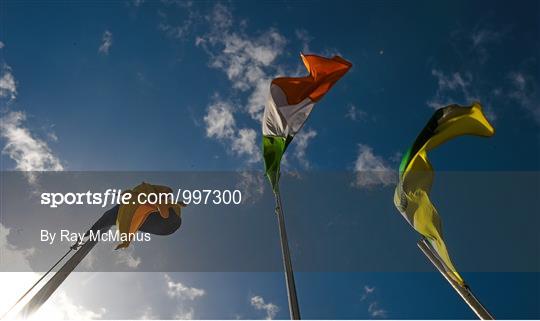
[40,188,242,208]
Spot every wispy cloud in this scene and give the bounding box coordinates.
[173,307,195,320]
[427,69,475,109]
[139,306,158,320]
[163,3,320,168]
[470,28,503,64]
[292,128,317,169]
[250,295,279,320]
[115,246,141,269]
[368,302,387,318]
[0,110,64,185]
[232,128,259,161]
[429,24,520,123]
[0,51,64,187]
[164,274,205,300]
[345,104,367,121]
[508,71,539,124]
[295,29,312,53]
[449,23,507,65]
[0,64,17,100]
[360,285,388,318]
[203,98,260,163]
[159,0,200,40]
[360,285,375,301]
[197,3,286,121]
[426,69,496,122]
[471,28,501,48]
[352,144,396,189]
[160,273,205,320]
[236,171,265,204]
[45,292,107,320]
[204,99,236,139]
[0,224,35,271]
[131,0,145,7]
[98,30,113,55]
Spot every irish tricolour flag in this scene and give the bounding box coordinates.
[262,54,352,190]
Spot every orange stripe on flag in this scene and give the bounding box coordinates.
[272,54,352,105]
[128,203,158,235]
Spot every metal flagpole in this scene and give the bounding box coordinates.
[417,238,494,320]
[273,187,301,320]
[2,207,116,319]
[0,242,77,320]
[16,235,103,319]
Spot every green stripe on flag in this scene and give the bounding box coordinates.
[398,109,443,176]
[262,136,289,191]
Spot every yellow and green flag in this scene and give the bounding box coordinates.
[116,182,185,249]
[262,53,352,190]
[393,102,495,285]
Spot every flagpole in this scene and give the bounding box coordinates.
[417,238,494,320]
[0,241,77,320]
[16,235,102,319]
[273,187,301,320]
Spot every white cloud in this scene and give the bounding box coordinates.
[353,144,396,189]
[197,3,286,121]
[164,274,205,300]
[115,245,141,269]
[359,285,387,318]
[232,128,259,160]
[295,29,312,53]
[34,291,106,320]
[426,69,497,122]
[236,171,265,204]
[470,28,502,63]
[433,69,470,91]
[204,100,236,139]
[0,64,17,100]
[250,295,279,320]
[203,99,260,163]
[427,69,474,109]
[449,24,506,64]
[390,151,403,163]
[139,306,158,320]
[80,249,97,270]
[167,3,300,165]
[0,41,4,49]
[346,104,367,121]
[167,3,323,167]
[0,224,35,272]
[205,2,233,30]
[511,72,526,90]
[360,285,375,301]
[0,224,39,319]
[508,71,539,124]
[368,302,387,318]
[292,128,317,169]
[173,307,194,320]
[159,1,199,40]
[162,273,204,320]
[0,111,64,185]
[471,29,501,48]
[98,30,113,55]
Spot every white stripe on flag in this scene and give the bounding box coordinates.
[262,84,314,138]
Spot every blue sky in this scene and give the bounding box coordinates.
[0,0,539,319]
